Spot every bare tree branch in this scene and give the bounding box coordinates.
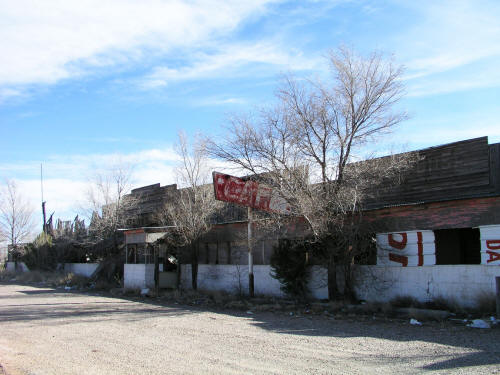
[207,46,414,300]
[0,179,36,254]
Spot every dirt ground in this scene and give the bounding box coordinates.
[0,283,499,375]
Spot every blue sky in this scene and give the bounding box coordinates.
[1,0,500,223]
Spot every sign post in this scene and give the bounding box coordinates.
[248,207,254,297]
[212,172,291,297]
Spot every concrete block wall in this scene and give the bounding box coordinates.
[5,262,29,272]
[181,264,285,297]
[181,264,500,308]
[354,265,500,308]
[124,264,155,289]
[63,263,99,277]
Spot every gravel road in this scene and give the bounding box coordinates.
[0,283,499,374]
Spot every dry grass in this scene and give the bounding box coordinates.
[474,292,496,314]
[1,269,93,289]
[390,295,420,308]
[424,296,465,314]
[0,269,18,281]
[358,301,394,315]
[328,300,347,313]
[93,279,119,291]
[57,272,91,288]
[123,288,141,296]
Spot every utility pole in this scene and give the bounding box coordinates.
[41,164,47,234]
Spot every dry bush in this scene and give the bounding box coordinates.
[390,295,420,308]
[204,289,233,305]
[15,270,49,283]
[56,272,90,288]
[93,279,117,291]
[123,288,141,296]
[358,301,394,315]
[328,300,346,313]
[161,289,183,300]
[0,269,17,281]
[474,292,496,314]
[424,296,464,314]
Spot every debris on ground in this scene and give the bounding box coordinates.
[410,319,422,326]
[467,319,491,329]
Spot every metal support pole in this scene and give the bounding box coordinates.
[154,247,159,295]
[248,207,254,297]
[496,276,500,319]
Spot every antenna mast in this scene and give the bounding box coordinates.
[41,164,47,234]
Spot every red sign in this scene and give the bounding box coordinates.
[212,172,291,214]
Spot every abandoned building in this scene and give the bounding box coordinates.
[113,136,500,307]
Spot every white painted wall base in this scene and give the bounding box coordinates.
[355,265,500,308]
[181,264,285,297]
[180,264,500,308]
[5,262,29,272]
[124,264,155,289]
[63,263,99,277]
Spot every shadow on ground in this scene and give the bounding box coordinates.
[0,283,196,324]
[1,282,499,372]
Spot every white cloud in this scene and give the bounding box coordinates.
[0,0,279,91]
[197,97,248,106]
[399,0,500,95]
[407,59,500,97]
[0,145,253,221]
[0,147,182,220]
[139,42,320,88]
[0,87,25,103]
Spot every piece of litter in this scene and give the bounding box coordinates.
[64,286,71,291]
[140,288,150,295]
[246,311,253,315]
[467,319,490,329]
[410,319,422,326]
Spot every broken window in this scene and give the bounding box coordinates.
[434,228,480,265]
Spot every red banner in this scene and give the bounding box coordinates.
[212,172,291,214]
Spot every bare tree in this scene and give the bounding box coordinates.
[0,179,36,262]
[85,161,136,250]
[208,46,415,300]
[158,132,222,290]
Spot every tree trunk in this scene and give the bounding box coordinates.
[343,263,356,302]
[327,254,339,300]
[191,241,198,290]
[176,258,182,290]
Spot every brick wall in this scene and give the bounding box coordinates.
[365,196,500,232]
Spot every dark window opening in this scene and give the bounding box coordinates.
[434,228,480,265]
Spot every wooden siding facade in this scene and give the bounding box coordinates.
[364,137,500,209]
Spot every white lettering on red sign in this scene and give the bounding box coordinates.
[212,172,291,214]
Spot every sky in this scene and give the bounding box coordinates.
[1,0,500,227]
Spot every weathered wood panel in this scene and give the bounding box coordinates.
[365,196,500,232]
[364,137,497,209]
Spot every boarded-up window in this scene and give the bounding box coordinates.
[230,242,247,264]
[198,244,207,264]
[435,228,480,264]
[218,242,230,264]
[208,243,218,264]
[251,240,273,265]
[253,241,264,265]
